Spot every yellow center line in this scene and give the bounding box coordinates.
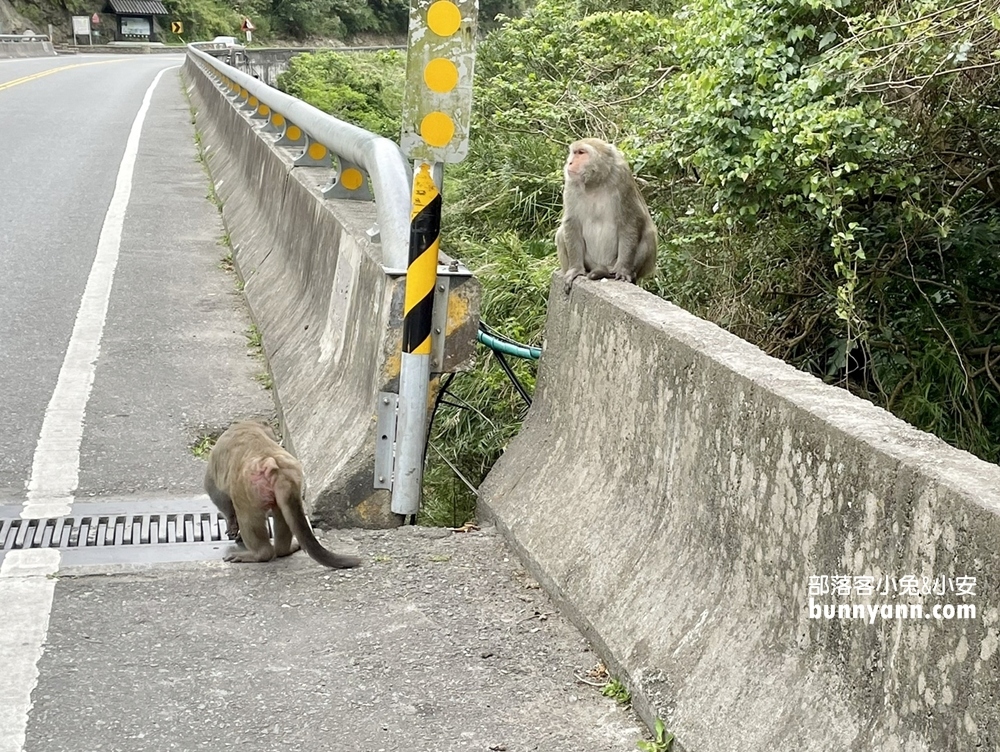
[0,59,125,92]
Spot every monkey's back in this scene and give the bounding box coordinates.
[208,421,302,499]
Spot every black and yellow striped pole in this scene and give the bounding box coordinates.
[402,164,441,356]
[391,163,442,516]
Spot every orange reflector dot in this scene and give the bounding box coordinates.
[341,168,364,191]
[258,104,270,116]
[272,113,285,127]
[249,96,258,107]
[420,111,455,147]
[427,0,461,36]
[424,58,459,93]
[308,142,327,160]
[286,125,302,141]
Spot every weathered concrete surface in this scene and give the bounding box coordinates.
[181,55,479,529]
[479,278,1000,751]
[0,40,54,58]
[25,525,644,752]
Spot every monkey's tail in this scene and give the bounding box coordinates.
[278,494,362,569]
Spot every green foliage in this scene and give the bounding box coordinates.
[245,324,263,353]
[162,0,242,39]
[276,50,404,137]
[190,433,216,459]
[445,0,1000,474]
[636,718,675,752]
[421,230,553,526]
[601,678,632,705]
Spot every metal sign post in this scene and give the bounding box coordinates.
[390,0,478,518]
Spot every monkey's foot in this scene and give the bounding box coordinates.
[275,541,302,558]
[224,550,276,563]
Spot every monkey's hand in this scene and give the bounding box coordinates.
[563,268,585,293]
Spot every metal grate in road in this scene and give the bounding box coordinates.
[0,498,265,567]
[0,511,229,552]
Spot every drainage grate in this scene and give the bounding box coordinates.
[1,512,230,552]
[0,498,267,568]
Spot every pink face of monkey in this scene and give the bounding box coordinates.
[564,142,592,180]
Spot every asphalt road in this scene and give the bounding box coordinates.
[0,54,273,503]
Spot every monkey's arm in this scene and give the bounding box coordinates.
[556,218,587,293]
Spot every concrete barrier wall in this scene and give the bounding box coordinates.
[181,56,474,528]
[479,279,1000,751]
[0,40,54,58]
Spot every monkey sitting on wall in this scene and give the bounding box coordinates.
[204,421,361,569]
[555,137,658,292]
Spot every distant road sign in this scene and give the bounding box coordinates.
[171,20,183,34]
[72,15,91,35]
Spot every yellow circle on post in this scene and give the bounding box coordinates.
[420,111,455,147]
[341,168,364,191]
[272,113,285,127]
[427,0,461,36]
[287,125,302,141]
[308,142,328,160]
[424,58,459,93]
[259,104,270,116]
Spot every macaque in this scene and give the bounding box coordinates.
[555,137,657,292]
[204,421,361,568]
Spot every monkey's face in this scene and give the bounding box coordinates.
[565,142,592,180]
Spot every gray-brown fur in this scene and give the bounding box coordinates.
[555,137,657,292]
[204,421,361,568]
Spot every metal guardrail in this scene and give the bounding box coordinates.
[0,34,50,42]
[186,43,412,270]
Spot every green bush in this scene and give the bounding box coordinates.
[276,50,404,137]
[448,0,1000,470]
[162,0,243,40]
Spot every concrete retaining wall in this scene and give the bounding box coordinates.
[479,279,1000,751]
[182,56,478,528]
[0,40,54,58]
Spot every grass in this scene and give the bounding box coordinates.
[636,719,675,752]
[190,433,217,459]
[246,324,263,354]
[601,678,632,706]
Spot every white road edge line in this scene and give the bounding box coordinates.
[22,65,178,520]
[0,549,61,752]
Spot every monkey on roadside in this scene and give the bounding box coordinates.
[555,137,657,292]
[204,421,361,569]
